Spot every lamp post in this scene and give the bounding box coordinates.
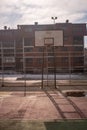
[51,17,57,88]
[51,17,57,24]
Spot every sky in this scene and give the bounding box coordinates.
[0,0,87,46]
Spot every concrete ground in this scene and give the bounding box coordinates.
[0,90,87,121]
[0,76,87,121]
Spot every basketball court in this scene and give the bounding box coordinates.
[0,29,87,121]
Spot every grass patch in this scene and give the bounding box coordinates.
[0,120,87,130]
[44,120,87,130]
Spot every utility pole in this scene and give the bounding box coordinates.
[69,51,71,85]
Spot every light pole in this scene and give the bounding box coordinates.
[51,17,57,24]
[51,17,57,88]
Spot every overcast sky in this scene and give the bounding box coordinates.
[0,0,87,27]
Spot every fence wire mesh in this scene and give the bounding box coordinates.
[0,42,87,95]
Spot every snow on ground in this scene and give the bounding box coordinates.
[0,73,87,80]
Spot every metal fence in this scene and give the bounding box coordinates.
[0,42,87,96]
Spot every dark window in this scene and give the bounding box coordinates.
[74,57,84,63]
[24,38,33,46]
[38,47,43,52]
[74,46,83,51]
[3,57,15,63]
[25,58,33,63]
[38,58,43,64]
[4,67,14,70]
[16,49,23,53]
[4,54,14,56]
[62,57,68,62]
[73,36,83,45]
[48,52,54,56]
[48,57,54,62]
[24,47,33,52]
[47,46,54,52]
[64,36,68,41]
[0,30,14,37]
[61,47,68,51]
[16,58,23,62]
[3,49,14,54]
[73,26,84,33]
[2,41,14,47]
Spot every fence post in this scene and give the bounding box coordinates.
[23,37,26,96]
[69,51,71,85]
[41,46,44,89]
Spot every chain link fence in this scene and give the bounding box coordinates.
[0,42,87,95]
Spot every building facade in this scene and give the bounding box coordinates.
[84,48,87,72]
[0,22,87,74]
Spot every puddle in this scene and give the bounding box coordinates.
[64,91,86,97]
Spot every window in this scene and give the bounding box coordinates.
[20,58,23,62]
[24,47,33,52]
[4,67,14,70]
[73,26,84,33]
[74,57,83,63]
[47,46,54,52]
[73,36,83,45]
[38,47,43,52]
[48,52,54,56]
[37,58,43,64]
[16,49,23,53]
[2,41,14,48]
[55,46,67,51]
[62,57,68,62]
[4,54,14,56]
[3,57,15,63]
[74,46,83,51]
[3,49,14,54]
[48,57,54,62]
[64,36,68,41]
[25,58,33,63]
[24,38,33,46]
[61,47,68,51]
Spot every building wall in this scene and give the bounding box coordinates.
[84,48,87,72]
[0,23,86,73]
